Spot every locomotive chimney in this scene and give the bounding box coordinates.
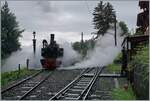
[50,34,55,44]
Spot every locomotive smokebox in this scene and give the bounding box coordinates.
[50,34,55,44]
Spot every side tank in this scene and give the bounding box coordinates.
[40,34,63,69]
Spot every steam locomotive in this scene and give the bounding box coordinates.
[40,34,63,69]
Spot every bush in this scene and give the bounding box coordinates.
[129,46,149,99]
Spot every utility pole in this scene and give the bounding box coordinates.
[32,31,36,54]
[81,32,84,55]
[114,13,117,46]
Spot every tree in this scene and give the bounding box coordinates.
[93,1,115,37]
[72,40,95,57]
[119,21,129,36]
[1,1,24,59]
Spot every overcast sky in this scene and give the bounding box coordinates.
[1,1,140,46]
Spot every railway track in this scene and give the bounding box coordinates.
[50,67,105,100]
[1,69,52,100]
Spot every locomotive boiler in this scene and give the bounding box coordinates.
[40,34,63,69]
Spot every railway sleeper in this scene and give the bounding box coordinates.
[22,84,36,87]
[29,95,37,98]
[73,86,86,89]
[64,97,78,100]
[80,77,92,80]
[67,89,82,94]
[21,86,33,89]
[64,93,79,98]
[79,78,91,82]
[77,81,89,84]
[76,83,88,86]
[69,89,83,92]
[21,90,29,93]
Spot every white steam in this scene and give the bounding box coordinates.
[1,40,80,73]
[1,45,42,73]
[60,42,81,66]
[59,25,124,70]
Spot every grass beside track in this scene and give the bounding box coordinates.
[108,52,136,100]
[107,63,121,73]
[111,84,136,100]
[1,68,39,87]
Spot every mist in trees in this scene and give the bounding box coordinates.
[1,1,24,59]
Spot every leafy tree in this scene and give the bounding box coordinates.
[72,40,95,57]
[1,1,24,59]
[119,21,129,36]
[93,1,115,37]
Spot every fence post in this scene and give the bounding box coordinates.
[26,59,29,70]
[121,46,128,75]
[17,64,21,78]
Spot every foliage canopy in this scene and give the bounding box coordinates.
[93,1,115,37]
[1,1,24,59]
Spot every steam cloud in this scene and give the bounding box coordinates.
[60,42,81,66]
[59,25,124,70]
[1,40,80,73]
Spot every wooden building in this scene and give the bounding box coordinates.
[136,1,149,34]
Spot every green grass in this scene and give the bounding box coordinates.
[111,84,136,100]
[107,52,122,73]
[113,52,122,63]
[108,63,121,73]
[1,68,39,87]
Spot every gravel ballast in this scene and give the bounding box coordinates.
[23,69,83,100]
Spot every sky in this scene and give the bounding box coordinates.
[1,1,140,46]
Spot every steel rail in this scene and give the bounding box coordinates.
[83,67,104,100]
[77,67,103,100]
[1,69,43,94]
[50,68,92,100]
[19,71,52,100]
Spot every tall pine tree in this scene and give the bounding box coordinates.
[93,1,115,37]
[1,1,24,59]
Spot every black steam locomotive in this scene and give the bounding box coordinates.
[40,34,63,69]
